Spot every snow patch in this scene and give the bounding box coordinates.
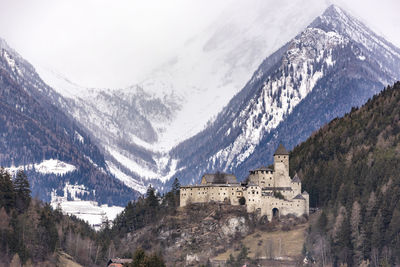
[5,159,76,176]
[35,159,76,175]
[74,131,84,143]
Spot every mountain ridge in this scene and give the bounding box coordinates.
[168,4,400,187]
[32,0,329,192]
[0,38,139,206]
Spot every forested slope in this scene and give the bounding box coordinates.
[289,81,400,266]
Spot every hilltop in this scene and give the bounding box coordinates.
[112,201,309,266]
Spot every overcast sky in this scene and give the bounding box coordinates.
[0,0,399,89]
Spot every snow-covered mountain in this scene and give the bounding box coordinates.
[37,0,328,191]
[169,4,400,185]
[0,37,139,206]
[29,4,400,193]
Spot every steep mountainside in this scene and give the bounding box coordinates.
[289,82,400,266]
[169,5,400,186]
[0,39,138,206]
[36,0,328,192]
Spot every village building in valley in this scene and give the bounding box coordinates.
[180,144,309,220]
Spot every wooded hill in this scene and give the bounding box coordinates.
[289,81,400,266]
[0,168,105,266]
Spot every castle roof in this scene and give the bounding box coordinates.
[291,174,301,183]
[274,143,289,155]
[251,166,273,172]
[202,173,238,184]
[293,194,306,200]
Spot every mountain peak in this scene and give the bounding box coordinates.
[322,4,347,18]
[308,4,400,58]
[310,4,359,33]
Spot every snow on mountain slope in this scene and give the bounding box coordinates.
[35,0,329,192]
[169,4,400,186]
[209,28,346,169]
[139,0,328,148]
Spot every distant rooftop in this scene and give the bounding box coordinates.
[202,173,239,184]
[291,173,301,183]
[274,143,289,155]
[293,194,306,200]
[251,166,273,172]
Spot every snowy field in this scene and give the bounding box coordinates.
[51,200,124,231]
[50,182,124,230]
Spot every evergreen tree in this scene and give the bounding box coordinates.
[171,178,180,196]
[13,170,31,213]
[0,168,15,212]
[146,186,158,210]
[130,248,165,267]
[37,204,59,257]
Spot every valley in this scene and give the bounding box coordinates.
[1,1,400,266]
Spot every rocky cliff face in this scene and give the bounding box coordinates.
[116,202,308,266]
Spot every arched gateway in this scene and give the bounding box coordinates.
[272,208,280,219]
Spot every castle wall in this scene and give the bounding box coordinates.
[249,171,274,187]
[258,197,308,220]
[180,185,243,207]
[243,185,262,212]
[291,182,301,196]
[180,145,309,220]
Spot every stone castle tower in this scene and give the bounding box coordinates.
[180,144,309,220]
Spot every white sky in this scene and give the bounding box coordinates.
[0,0,399,89]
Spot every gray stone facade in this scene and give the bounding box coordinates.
[180,144,309,220]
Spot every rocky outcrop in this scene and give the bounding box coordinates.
[121,203,255,266]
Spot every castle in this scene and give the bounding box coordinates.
[180,144,309,220]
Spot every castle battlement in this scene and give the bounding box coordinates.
[180,144,309,220]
